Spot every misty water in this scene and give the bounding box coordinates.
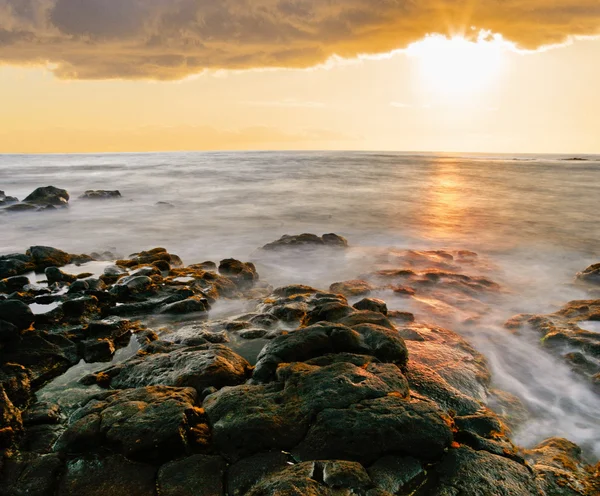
[2,151,600,458]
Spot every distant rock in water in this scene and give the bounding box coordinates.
[562,157,589,161]
[262,233,348,250]
[78,190,122,200]
[22,186,69,206]
[0,191,18,206]
[576,263,600,285]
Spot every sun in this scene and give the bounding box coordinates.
[407,31,511,96]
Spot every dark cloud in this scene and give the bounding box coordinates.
[0,0,599,79]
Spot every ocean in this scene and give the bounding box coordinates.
[2,150,600,457]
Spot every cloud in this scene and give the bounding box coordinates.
[0,1,599,80]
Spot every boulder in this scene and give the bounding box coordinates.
[205,361,410,460]
[576,263,600,285]
[0,453,63,496]
[157,454,227,496]
[45,267,76,284]
[27,246,71,269]
[58,454,156,496]
[367,456,425,494]
[293,395,453,464]
[330,279,374,297]
[54,386,207,462]
[78,190,122,200]
[227,451,290,496]
[0,319,19,342]
[0,275,30,293]
[353,298,388,315]
[253,323,407,382]
[218,259,258,290]
[0,259,29,279]
[23,186,69,206]
[160,297,210,315]
[0,300,34,330]
[87,343,251,393]
[427,446,539,495]
[262,233,348,250]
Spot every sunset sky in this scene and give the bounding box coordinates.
[1,1,599,154]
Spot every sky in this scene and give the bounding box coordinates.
[1,1,600,154]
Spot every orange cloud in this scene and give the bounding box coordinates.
[1,1,599,79]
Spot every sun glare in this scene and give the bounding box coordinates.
[407,31,511,96]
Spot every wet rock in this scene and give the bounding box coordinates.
[55,386,206,462]
[270,302,308,322]
[82,339,116,362]
[157,454,227,496]
[20,423,65,454]
[273,285,319,298]
[227,451,290,496]
[0,258,29,279]
[253,322,407,382]
[218,259,258,290]
[45,266,76,284]
[62,295,99,320]
[88,343,251,393]
[58,454,156,496]
[0,275,30,293]
[160,297,210,315]
[246,462,328,495]
[206,361,410,460]
[576,263,600,285]
[2,331,79,387]
[0,363,32,408]
[0,384,23,451]
[0,299,34,330]
[109,275,154,297]
[340,311,395,330]
[27,246,71,269]
[330,279,374,297]
[367,456,425,494]
[526,438,600,496]
[353,298,388,315]
[302,301,355,326]
[262,233,348,250]
[22,402,63,426]
[103,265,127,278]
[23,186,69,206]
[0,319,19,342]
[0,452,63,496]
[427,446,538,495]
[78,190,122,200]
[294,395,453,464]
[4,203,38,212]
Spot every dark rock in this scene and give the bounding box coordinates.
[0,319,19,342]
[103,265,127,277]
[0,299,34,330]
[55,386,206,462]
[0,453,63,496]
[0,363,32,408]
[27,246,71,269]
[367,456,424,494]
[45,266,76,284]
[152,259,171,271]
[4,203,38,212]
[270,302,308,322]
[227,451,290,496]
[88,343,251,393]
[157,454,227,496]
[22,402,63,426]
[330,279,374,297]
[427,446,538,495]
[160,297,210,315]
[62,296,99,320]
[205,361,410,460]
[218,259,258,290]
[262,233,348,251]
[246,462,327,496]
[272,285,319,298]
[253,322,407,382]
[293,395,453,464]
[58,454,156,496]
[526,438,600,496]
[576,263,600,285]
[302,301,355,326]
[0,259,29,279]
[82,339,116,362]
[340,311,395,330]
[0,275,30,293]
[0,384,23,451]
[78,190,121,200]
[67,280,90,293]
[353,298,388,315]
[23,186,69,206]
[20,423,65,454]
[2,331,79,386]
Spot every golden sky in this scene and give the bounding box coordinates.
[1,1,599,153]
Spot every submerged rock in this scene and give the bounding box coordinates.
[23,186,69,206]
[78,190,122,200]
[262,233,348,250]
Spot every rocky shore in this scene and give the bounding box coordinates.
[1,234,599,495]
